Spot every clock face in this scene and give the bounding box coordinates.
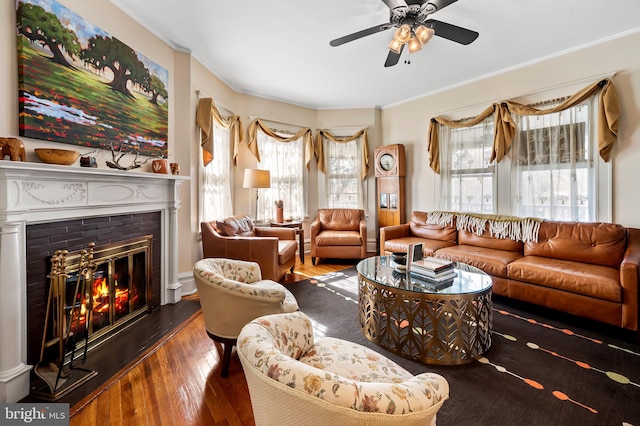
[379,153,395,171]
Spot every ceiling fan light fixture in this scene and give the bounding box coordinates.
[393,24,412,44]
[415,25,435,45]
[407,36,422,53]
[387,38,403,54]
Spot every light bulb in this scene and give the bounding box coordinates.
[415,25,435,45]
[393,24,412,44]
[388,38,403,54]
[407,37,422,53]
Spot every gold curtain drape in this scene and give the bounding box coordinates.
[315,129,370,180]
[500,78,620,162]
[196,97,244,167]
[427,104,502,174]
[246,119,314,169]
[427,78,620,174]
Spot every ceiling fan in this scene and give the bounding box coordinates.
[329,0,479,67]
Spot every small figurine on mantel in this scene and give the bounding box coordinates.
[0,137,26,161]
[80,147,99,168]
[104,141,151,171]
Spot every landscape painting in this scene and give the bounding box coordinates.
[16,0,169,157]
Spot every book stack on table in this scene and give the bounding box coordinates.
[409,257,456,289]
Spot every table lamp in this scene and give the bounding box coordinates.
[243,169,271,220]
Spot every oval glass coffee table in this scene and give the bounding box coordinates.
[356,256,492,365]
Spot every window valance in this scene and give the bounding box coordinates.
[315,129,369,180]
[427,78,620,174]
[196,97,243,167]
[247,119,314,170]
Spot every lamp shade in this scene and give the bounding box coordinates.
[387,38,403,54]
[243,169,271,189]
[407,36,422,53]
[393,24,412,44]
[415,25,435,45]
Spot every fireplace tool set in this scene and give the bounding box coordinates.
[32,243,99,400]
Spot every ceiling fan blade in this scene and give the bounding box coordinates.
[330,24,391,47]
[382,0,408,11]
[425,0,458,12]
[425,19,479,45]
[384,44,404,67]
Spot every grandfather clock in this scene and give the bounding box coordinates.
[374,144,406,231]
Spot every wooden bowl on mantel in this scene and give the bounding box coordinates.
[34,148,80,166]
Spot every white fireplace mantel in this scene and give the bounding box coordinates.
[0,161,189,403]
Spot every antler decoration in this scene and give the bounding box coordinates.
[105,142,152,171]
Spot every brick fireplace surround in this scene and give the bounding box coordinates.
[0,161,188,402]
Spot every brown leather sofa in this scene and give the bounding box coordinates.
[381,211,640,331]
[310,209,367,265]
[201,214,297,282]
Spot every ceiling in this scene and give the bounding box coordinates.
[112,0,640,110]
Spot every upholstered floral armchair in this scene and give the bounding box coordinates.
[238,311,449,425]
[193,258,299,377]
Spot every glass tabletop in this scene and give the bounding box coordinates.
[356,256,492,295]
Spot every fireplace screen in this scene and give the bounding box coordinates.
[56,236,152,355]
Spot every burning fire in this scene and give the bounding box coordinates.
[70,275,141,333]
[92,277,132,315]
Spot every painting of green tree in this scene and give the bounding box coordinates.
[16,0,169,157]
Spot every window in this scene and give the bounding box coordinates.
[256,131,305,221]
[324,136,365,209]
[439,117,496,213]
[510,100,600,221]
[201,124,233,221]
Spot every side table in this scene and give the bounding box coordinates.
[270,221,304,264]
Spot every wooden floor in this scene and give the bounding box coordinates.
[69,255,360,426]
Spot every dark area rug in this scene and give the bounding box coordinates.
[286,267,640,426]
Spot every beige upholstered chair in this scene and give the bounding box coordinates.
[238,311,449,426]
[193,258,299,377]
[310,208,367,265]
[201,214,297,282]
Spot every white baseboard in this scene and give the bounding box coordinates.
[178,271,197,296]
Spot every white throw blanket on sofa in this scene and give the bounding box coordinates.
[427,211,542,243]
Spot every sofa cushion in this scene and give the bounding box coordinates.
[458,228,524,253]
[318,209,362,231]
[435,245,523,278]
[385,236,456,256]
[410,211,458,242]
[315,230,362,246]
[216,214,255,236]
[507,256,621,302]
[525,221,626,268]
[278,240,297,264]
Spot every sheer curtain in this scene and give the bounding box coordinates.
[202,124,233,221]
[323,136,365,209]
[439,116,496,213]
[256,131,305,221]
[510,100,595,221]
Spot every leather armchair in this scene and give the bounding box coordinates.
[193,258,299,377]
[238,311,449,425]
[201,214,297,282]
[310,208,366,265]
